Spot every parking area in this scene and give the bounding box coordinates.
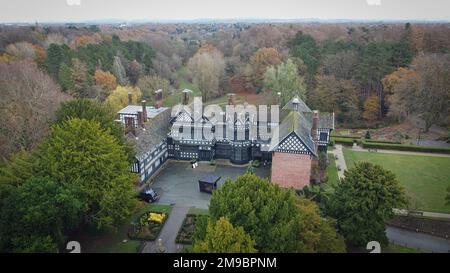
[149,161,270,209]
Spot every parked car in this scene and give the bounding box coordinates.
[138,187,159,203]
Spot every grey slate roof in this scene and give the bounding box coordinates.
[302,112,335,130]
[269,111,316,156]
[129,107,172,159]
[118,105,169,119]
[282,96,312,113]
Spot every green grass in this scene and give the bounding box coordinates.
[384,244,421,253]
[136,204,173,216]
[343,148,450,214]
[188,207,209,215]
[326,153,340,190]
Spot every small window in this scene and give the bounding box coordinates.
[319,132,328,141]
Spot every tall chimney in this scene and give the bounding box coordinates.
[128,92,133,105]
[182,89,191,105]
[141,100,147,125]
[227,93,236,105]
[155,89,163,109]
[312,110,319,145]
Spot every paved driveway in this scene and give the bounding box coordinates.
[150,161,270,209]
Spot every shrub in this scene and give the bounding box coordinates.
[251,160,261,168]
[328,139,335,147]
[362,141,450,154]
[331,137,355,145]
[365,130,371,140]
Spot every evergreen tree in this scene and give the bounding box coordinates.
[328,162,407,247]
[37,118,137,230]
[0,177,84,253]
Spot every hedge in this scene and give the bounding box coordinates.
[330,134,360,140]
[364,139,401,144]
[361,141,450,154]
[331,137,356,145]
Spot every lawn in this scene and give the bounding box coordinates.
[326,153,340,190]
[384,244,421,253]
[343,148,450,214]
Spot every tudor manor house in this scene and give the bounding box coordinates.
[117,89,334,189]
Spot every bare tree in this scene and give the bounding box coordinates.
[0,61,70,160]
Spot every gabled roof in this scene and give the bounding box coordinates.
[129,108,172,159]
[282,96,312,113]
[269,111,316,156]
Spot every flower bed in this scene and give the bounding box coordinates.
[128,211,168,241]
[176,214,209,245]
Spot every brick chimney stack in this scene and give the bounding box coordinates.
[155,89,163,109]
[141,100,147,126]
[128,92,133,105]
[182,89,191,105]
[227,93,236,105]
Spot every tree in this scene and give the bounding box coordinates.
[37,118,137,230]
[328,162,407,246]
[55,99,135,163]
[58,62,75,92]
[112,56,128,85]
[70,58,89,98]
[127,60,142,85]
[192,217,257,253]
[263,59,307,104]
[0,61,69,160]
[0,151,36,210]
[294,198,346,253]
[409,54,450,131]
[288,32,320,81]
[382,67,418,122]
[45,43,71,80]
[208,174,345,253]
[247,47,281,88]
[321,50,358,80]
[363,95,380,124]
[0,177,84,252]
[187,45,225,101]
[105,85,142,113]
[310,75,360,125]
[137,75,169,104]
[383,54,450,130]
[94,70,118,93]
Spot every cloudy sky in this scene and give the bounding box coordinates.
[0,0,449,23]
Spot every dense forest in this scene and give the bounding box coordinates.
[0,22,449,252]
[1,23,449,160]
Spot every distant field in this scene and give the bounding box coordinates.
[343,149,450,214]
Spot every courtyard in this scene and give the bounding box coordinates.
[149,161,271,209]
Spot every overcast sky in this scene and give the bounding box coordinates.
[0,0,449,23]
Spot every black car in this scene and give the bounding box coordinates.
[138,187,159,203]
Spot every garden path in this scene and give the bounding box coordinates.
[141,205,189,253]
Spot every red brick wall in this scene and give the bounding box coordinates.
[271,152,312,189]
